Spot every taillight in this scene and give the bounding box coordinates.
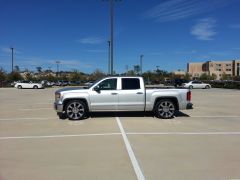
[187,91,191,101]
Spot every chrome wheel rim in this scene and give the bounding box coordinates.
[158,101,175,118]
[66,102,85,120]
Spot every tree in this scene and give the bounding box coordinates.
[0,68,6,81]
[126,70,135,76]
[211,73,217,80]
[89,69,106,81]
[45,74,57,82]
[25,72,35,81]
[199,73,217,81]
[199,73,208,80]
[70,70,83,82]
[221,72,230,80]
[184,73,191,81]
[36,66,42,73]
[142,71,159,84]
[14,65,20,72]
[7,72,23,81]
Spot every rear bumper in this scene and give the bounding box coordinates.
[54,102,63,112]
[186,103,193,109]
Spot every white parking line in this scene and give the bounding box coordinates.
[0,133,121,140]
[18,108,52,111]
[0,117,55,121]
[190,116,240,118]
[116,117,145,180]
[2,131,240,140]
[127,132,240,135]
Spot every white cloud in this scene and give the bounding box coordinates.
[191,18,217,40]
[144,0,230,22]
[77,37,105,44]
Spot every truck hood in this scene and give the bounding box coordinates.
[55,87,89,94]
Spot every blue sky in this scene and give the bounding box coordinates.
[0,0,240,74]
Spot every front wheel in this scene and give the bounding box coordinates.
[154,99,176,119]
[33,85,38,89]
[205,85,210,89]
[17,85,22,89]
[65,100,87,120]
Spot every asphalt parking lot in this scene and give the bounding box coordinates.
[0,87,240,180]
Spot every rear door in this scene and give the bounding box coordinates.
[118,78,145,111]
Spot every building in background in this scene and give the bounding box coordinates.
[187,60,240,80]
[172,70,186,77]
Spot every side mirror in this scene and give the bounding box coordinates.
[93,85,101,93]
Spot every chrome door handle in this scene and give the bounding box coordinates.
[136,92,143,94]
[111,93,118,95]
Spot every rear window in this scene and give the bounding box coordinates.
[122,78,140,90]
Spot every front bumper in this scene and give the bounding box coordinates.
[186,103,193,109]
[54,102,63,112]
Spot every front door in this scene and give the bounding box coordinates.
[89,78,118,111]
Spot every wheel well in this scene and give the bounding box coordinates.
[63,98,89,112]
[154,97,179,111]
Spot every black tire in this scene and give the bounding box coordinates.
[33,85,38,89]
[189,85,193,89]
[65,100,88,120]
[205,85,210,89]
[154,99,176,119]
[57,112,67,120]
[17,85,22,89]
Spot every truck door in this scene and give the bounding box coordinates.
[89,78,118,111]
[118,78,145,111]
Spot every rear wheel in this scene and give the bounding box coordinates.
[65,100,87,120]
[33,85,38,89]
[189,85,193,89]
[205,85,210,89]
[17,85,22,89]
[154,99,176,119]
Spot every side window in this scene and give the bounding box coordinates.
[98,78,117,90]
[122,78,140,90]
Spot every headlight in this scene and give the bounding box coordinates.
[55,93,61,101]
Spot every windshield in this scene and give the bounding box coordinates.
[88,78,104,89]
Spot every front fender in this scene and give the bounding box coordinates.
[62,92,91,111]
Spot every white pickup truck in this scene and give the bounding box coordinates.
[54,76,192,120]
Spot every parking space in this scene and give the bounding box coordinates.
[0,88,240,180]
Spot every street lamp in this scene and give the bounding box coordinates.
[140,54,144,75]
[56,61,60,78]
[108,40,111,75]
[10,47,14,73]
[103,0,122,75]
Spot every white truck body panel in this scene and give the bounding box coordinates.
[54,77,192,116]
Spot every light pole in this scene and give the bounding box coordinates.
[140,54,143,75]
[108,40,111,75]
[10,47,14,73]
[103,0,122,75]
[110,0,114,75]
[56,61,60,79]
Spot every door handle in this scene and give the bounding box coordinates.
[136,92,143,94]
[111,93,118,95]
